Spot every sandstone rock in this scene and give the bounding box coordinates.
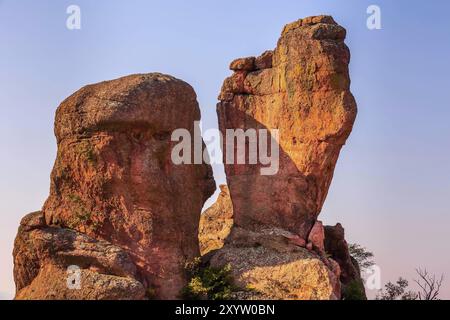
[222,226,306,253]
[198,185,233,255]
[199,185,310,254]
[16,73,215,299]
[16,264,145,300]
[199,190,342,299]
[285,234,306,248]
[14,212,145,300]
[229,57,256,71]
[208,226,341,300]
[255,50,273,70]
[12,15,360,301]
[217,15,357,239]
[308,220,325,253]
[205,15,357,301]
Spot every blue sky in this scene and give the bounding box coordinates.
[1,0,449,299]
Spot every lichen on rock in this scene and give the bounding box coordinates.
[206,226,341,300]
[13,73,215,300]
[217,15,357,239]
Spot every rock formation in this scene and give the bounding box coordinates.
[200,191,366,299]
[14,212,145,300]
[217,15,357,239]
[198,185,233,255]
[324,223,366,298]
[200,184,348,299]
[207,226,341,300]
[13,73,215,299]
[206,15,359,299]
[13,15,362,301]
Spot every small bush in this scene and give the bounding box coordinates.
[181,257,235,300]
[146,287,157,300]
[342,280,367,300]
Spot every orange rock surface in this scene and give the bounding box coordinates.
[217,15,357,239]
[14,73,215,299]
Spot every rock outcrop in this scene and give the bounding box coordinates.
[14,73,215,299]
[14,212,145,300]
[207,226,341,300]
[200,186,342,299]
[13,15,361,301]
[217,15,357,239]
[206,15,358,300]
[324,223,366,299]
[199,185,233,255]
[200,195,365,299]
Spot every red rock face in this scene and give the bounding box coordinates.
[308,220,326,253]
[16,73,215,299]
[217,16,357,239]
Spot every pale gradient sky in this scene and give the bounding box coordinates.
[1,0,449,299]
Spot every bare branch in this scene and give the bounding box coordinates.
[414,268,444,300]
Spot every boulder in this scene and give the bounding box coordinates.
[200,192,341,300]
[14,212,145,300]
[208,226,341,300]
[230,57,256,71]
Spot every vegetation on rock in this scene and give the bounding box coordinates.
[181,258,236,300]
[348,243,375,271]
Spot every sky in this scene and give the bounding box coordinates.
[1,0,449,300]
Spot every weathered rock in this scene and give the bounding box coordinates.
[255,50,273,70]
[208,226,341,300]
[14,212,145,300]
[308,220,325,253]
[204,15,358,301]
[199,190,342,299]
[230,57,256,71]
[324,223,367,299]
[217,15,357,239]
[15,264,145,300]
[198,185,233,255]
[16,73,215,299]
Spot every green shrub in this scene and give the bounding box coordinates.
[342,280,367,300]
[181,257,235,300]
[146,287,157,300]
